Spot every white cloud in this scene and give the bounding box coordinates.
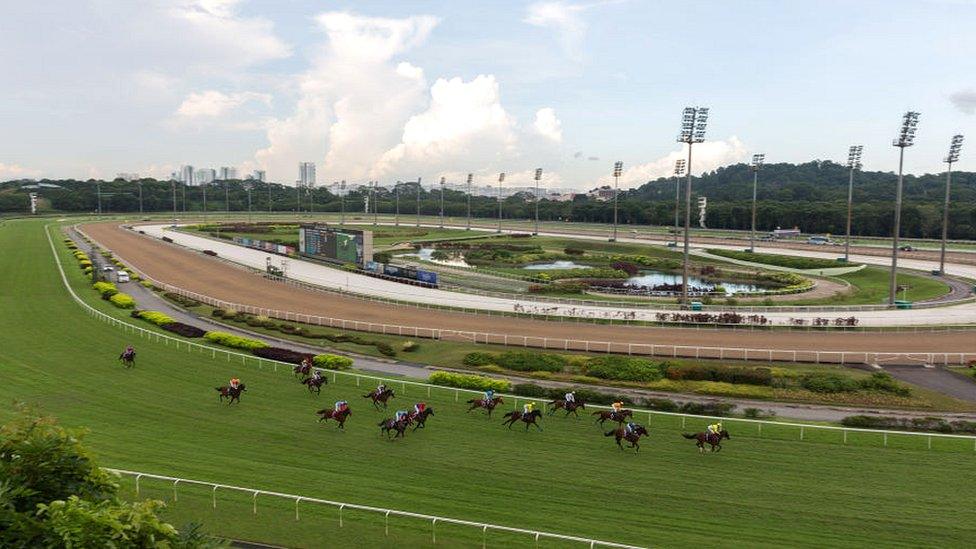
[165,0,291,69]
[950,89,976,114]
[598,137,749,188]
[0,162,40,180]
[533,107,563,142]
[524,1,587,61]
[175,90,272,118]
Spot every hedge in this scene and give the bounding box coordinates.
[313,354,354,370]
[161,322,206,338]
[252,347,313,365]
[92,281,118,298]
[428,372,510,392]
[495,352,566,373]
[841,415,976,434]
[583,356,665,382]
[132,310,176,326]
[203,331,269,351]
[800,372,909,396]
[665,364,773,386]
[109,293,136,309]
[707,249,849,270]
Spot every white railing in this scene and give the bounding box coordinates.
[106,468,644,548]
[78,225,976,366]
[51,226,976,452]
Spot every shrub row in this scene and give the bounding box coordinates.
[665,365,773,386]
[163,292,201,308]
[252,346,313,365]
[203,331,269,351]
[131,310,175,326]
[707,249,848,270]
[800,372,910,396]
[109,293,135,309]
[841,415,976,434]
[428,371,510,392]
[583,356,666,382]
[92,281,118,298]
[313,354,354,370]
[510,382,737,416]
[160,322,206,338]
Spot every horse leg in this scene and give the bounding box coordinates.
[533,420,543,431]
[616,436,623,450]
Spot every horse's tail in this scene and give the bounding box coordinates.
[465,399,476,404]
[377,419,387,426]
[604,430,618,437]
[591,411,602,416]
[214,387,222,392]
[681,433,698,439]
[363,392,373,398]
[315,409,327,415]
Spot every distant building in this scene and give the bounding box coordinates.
[251,170,266,182]
[299,162,316,187]
[219,166,238,180]
[180,165,194,186]
[587,186,615,201]
[548,192,577,202]
[116,172,140,182]
[195,168,216,184]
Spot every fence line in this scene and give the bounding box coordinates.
[106,468,645,548]
[52,227,976,452]
[77,226,976,367]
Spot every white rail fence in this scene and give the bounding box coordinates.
[107,468,644,548]
[74,226,976,366]
[51,227,976,452]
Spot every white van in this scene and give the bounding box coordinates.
[117,271,131,283]
[807,235,831,245]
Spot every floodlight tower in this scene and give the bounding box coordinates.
[138,181,143,214]
[466,173,473,230]
[672,159,686,246]
[245,183,253,224]
[889,110,920,305]
[676,106,709,303]
[202,183,208,223]
[96,181,102,215]
[939,134,964,276]
[843,145,863,262]
[533,168,543,235]
[171,179,177,227]
[439,176,446,228]
[748,153,765,253]
[372,181,378,226]
[610,161,623,242]
[395,180,401,226]
[416,177,422,227]
[496,172,505,233]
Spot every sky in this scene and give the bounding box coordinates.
[1,0,975,190]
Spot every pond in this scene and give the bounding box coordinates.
[523,261,592,270]
[395,247,471,267]
[625,271,762,295]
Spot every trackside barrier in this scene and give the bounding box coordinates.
[74,226,976,366]
[50,227,976,452]
[106,468,645,548]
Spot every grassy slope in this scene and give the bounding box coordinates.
[1,219,975,547]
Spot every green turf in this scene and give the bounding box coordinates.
[1,219,975,548]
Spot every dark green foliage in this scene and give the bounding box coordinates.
[665,365,773,386]
[800,372,910,396]
[583,356,665,382]
[841,415,976,434]
[708,249,848,269]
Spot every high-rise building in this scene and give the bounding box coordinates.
[299,162,316,187]
[180,165,194,186]
[219,167,238,180]
[115,172,140,182]
[252,170,266,182]
[195,168,216,184]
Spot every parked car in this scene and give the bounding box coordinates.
[807,236,832,245]
[899,245,915,252]
[101,266,114,272]
[116,271,130,283]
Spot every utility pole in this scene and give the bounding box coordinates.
[96,181,102,215]
[673,159,686,246]
[610,161,622,242]
[340,180,346,224]
[138,181,143,214]
[496,172,505,233]
[466,173,473,230]
[439,176,445,228]
[676,106,709,303]
[171,179,177,227]
[202,183,207,223]
[533,168,542,235]
[395,181,401,226]
[416,177,422,227]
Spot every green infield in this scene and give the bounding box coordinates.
[1,218,975,547]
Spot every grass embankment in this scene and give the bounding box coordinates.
[777,267,951,306]
[707,249,853,270]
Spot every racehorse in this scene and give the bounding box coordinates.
[465,396,504,418]
[118,349,136,369]
[301,375,327,395]
[215,384,246,404]
[682,430,731,453]
[293,361,313,378]
[592,409,632,426]
[408,407,435,430]
[378,417,409,439]
[547,399,586,418]
[605,424,649,452]
[501,409,543,431]
[363,388,396,410]
[316,407,352,430]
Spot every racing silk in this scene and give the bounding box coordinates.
[626,422,637,434]
[395,410,408,422]
[313,370,322,380]
[230,378,240,389]
[611,402,623,413]
[414,403,425,414]
[377,384,386,392]
[565,392,575,403]
[707,423,721,435]
[523,402,534,414]
[485,390,494,401]
[335,400,348,412]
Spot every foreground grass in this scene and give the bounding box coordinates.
[3,219,976,547]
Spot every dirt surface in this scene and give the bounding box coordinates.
[84,222,976,358]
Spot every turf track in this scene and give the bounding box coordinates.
[0,218,974,547]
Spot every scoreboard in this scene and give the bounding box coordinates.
[298,225,373,266]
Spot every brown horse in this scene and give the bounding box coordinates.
[547,399,586,418]
[605,424,649,452]
[378,416,410,439]
[215,384,246,404]
[301,375,327,395]
[316,407,352,429]
[293,362,312,378]
[408,407,435,430]
[592,409,632,426]
[465,396,504,418]
[682,430,731,453]
[501,409,543,431]
[363,388,395,410]
[118,349,136,369]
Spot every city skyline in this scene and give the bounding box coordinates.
[1,1,974,189]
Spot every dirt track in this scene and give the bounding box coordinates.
[84,222,976,358]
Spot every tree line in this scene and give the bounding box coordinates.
[2,160,974,239]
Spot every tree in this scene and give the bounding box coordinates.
[0,404,224,548]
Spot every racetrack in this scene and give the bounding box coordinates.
[83,221,976,359]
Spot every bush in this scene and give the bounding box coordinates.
[584,356,665,382]
[707,248,849,270]
[133,310,175,326]
[857,372,911,396]
[163,292,201,308]
[495,352,566,373]
[402,341,419,352]
[313,354,354,370]
[512,383,550,397]
[463,352,496,366]
[373,251,392,263]
[247,315,277,328]
[161,322,206,338]
[341,263,359,272]
[678,401,736,417]
[841,415,976,434]
[92,281,118,298]
[252,347,313,365]
[203,331,269,351]
[743,407,777,419]
[109,293,135,309]
[376,342,397,357]
[212,309,227,318]
[428,371,510,392]
[140,280,153,288]
[564,247,585,256]
[665,365,773,386]
[799,373,862,393]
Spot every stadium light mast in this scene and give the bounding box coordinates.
[496,172,505,233]
[95,181,102,215]
[466,173,473,230]
[171,179,177,227]
[138,180,143,214]
[843,145,863,262]
[395,180,401,226]
[677,106,709,303]
[371,181,378,226]
[416,177,423,227]
[245,183,253,224]
[533,168,543,235]
[339,180,346,225]
[202,183,208,223]
[889,110,920,305]
[225,180,229,215]
[268,180,272,214]
[748,153,765,253]
[939,134,964,276]
[439,176,446,228]
[610,161,623,242]
[672,159,686,246]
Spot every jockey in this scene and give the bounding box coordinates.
[125,345,134,355]
[611,401,623,417]
[395,410,408,423]
[335,400,348,412]
[484,388,495,403]
[625,422,638,435]
[707,421,723,438]
[302,356,313,369]
[312,369,323,382]
[564,391,576,404]
[523,402,535,415]
[377,382,387,394]
[414,402,426,415]
[229,377,241,390]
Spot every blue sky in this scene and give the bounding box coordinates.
[1,0,974,188]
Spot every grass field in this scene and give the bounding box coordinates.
[2,218,976,547]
